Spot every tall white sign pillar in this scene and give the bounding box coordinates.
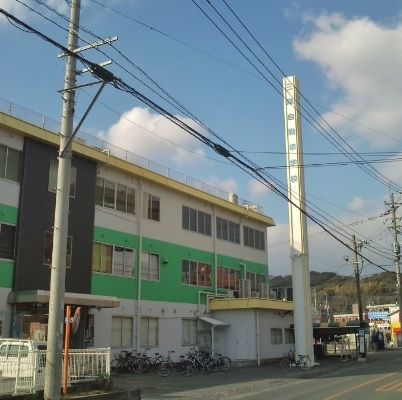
[283,76,314,362]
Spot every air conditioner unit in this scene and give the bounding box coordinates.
[251,291,260,298]
[259,283,269,298]
[243,205,259,212]
[239,279,251,298]
[226,290,235,298]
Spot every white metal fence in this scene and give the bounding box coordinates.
[0,348,110,396]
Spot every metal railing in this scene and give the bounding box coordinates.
[0,348,110,395]
[0,97,264,214]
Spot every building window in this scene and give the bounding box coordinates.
[92,242,134,277]
[182,206,211,236]
[217,266,241,290]
[0,144,22,183]
[271,328,282,345]
[140,317,158,347]
[243,226,265,250]
[48,160,77,197]
[141,251,159,281]
[285,329,294,344]
[216,217,240,244]
[0,223,16,260]
[182,259,212,287]
[246,272,266,291]
[95,178,135,215]
[182,319,197,345]
[111,316,133,347]
[43,231,72,268]
[143,193,160,221]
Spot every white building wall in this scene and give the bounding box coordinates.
[0,288,12,338]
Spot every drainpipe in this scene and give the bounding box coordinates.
[239,262,247,279]
[136,181,143,351]
[255,309,260,365]
[212,206,218,296]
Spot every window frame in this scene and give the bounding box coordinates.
[271,328,283,345]
[182,206,212,236]
[0,222,16,260]
[92,242,135,277]
[141,251,160,281]
[48,160,77,198]
[182,259,212,287]
[243,226,265,250]
[43,231,72,268]
[95,177,136,215]
[0,144,22,183]
[140,316,159,347]
[111,316,133,348]
[182,319,197,346]
[143,193,160,221]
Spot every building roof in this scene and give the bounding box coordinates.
[0,111,275,227]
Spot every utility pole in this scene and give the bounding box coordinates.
[352,235,364,323]
[386,193,402,347]
[351,235,367,359]
[44,1,81,398]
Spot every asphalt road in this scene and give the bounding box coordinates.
[112,348,402,399]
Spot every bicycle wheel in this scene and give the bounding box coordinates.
[110,358,124,374]
[199,359,212,375]
[209,356,220,372]
[218,356,231,371]
[299,356,311,370]
[279,357,292,371]
[157,359,172,377]
[180,360,195,376]
[133,358,149,373]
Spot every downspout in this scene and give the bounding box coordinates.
[239,262,247,279]
[135,181,143,351]
[255,309,260,365]
[212,206,217,296]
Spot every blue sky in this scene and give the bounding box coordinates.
[2,0,402,280]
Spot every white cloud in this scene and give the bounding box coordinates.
[294,13,402,148]
[204,176,238,194]
[248,178,271,198]
[103,106,208,166]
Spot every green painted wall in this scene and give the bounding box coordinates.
[91,226,268,305]
[0,260,13,288]
[0,203,18,224]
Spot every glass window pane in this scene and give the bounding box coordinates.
[104,179,115,209]
[0,145,6,178]
[235,224,240,244]
[126,187,135,215]
[69,167,77,197]
[151,196,160,221]
[0,223,16,260]
[189,208,197,231]
[182,206,189,230]
[121,317,133,347]
[5,147,21,182]
[95,178,104,206]
[222,219,228,240]
[198,211,205,234]
[205,214,211,236]
[124,248,134,277]
[113,246,125,276]
[48,160,58,193]
[111,317,121,347]
[182,259,189,284]
[116,183,127,212]
[92,242,101,272]
[101,244,113,273]
[216,217,222,239]
[229,221,235,243]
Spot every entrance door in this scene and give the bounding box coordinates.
[235,326,249,359]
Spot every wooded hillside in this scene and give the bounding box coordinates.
[269,271,399,316]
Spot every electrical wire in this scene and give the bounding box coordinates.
[0,6,396,275]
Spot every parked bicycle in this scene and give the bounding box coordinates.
[199,349,231,371]
[279,349,311,371]
[110,350,136,374]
